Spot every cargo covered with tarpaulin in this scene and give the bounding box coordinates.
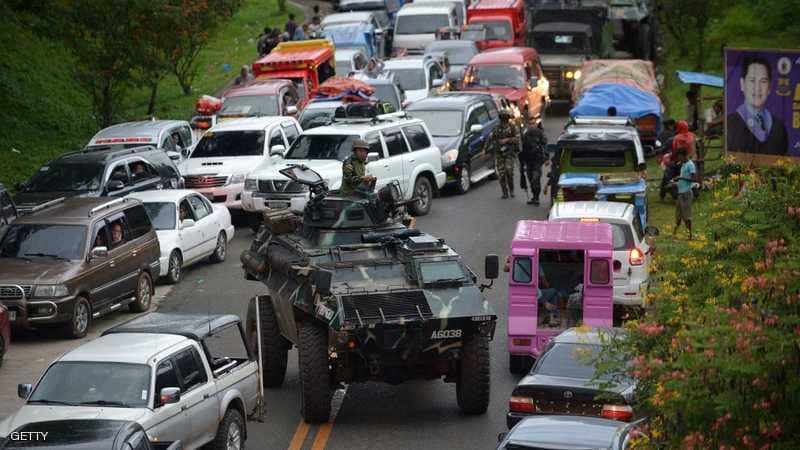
[569,83,663,144]
[571,59,660,104]
[322,23,377,58]
[297,77,377,111]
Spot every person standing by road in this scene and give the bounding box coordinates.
[672,148,697,240]
[493,110,520,199]
[341,139,377,196]
[285,13,298,40]
[519,126,547,206]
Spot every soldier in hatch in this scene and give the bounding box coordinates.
[340,139,377,196]
[493,109,521,199]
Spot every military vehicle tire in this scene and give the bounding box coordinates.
[247,299,289,388]
[298,322,332,423]
[457,335,490,414]
[509,355,533,375]
[408,176,432,216]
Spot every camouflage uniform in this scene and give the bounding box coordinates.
[340,155,367,196]
[493,120,520,198]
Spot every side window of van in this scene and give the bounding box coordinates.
[512,257,532,283]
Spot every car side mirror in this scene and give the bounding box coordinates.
[181,147,191,157]
[90,246,108,259]
[286,105,298,116]
[107,179,125,192]
[497,432,508,443]
[18,383,32,400]
[270,144,286,157]
[181,219,195,229]
[469,124,484,134]
[167,150,182,161]
[159,387,181,406]
[485,254,499,279]
[645,226,660,236]
[312,269,333,295]
[366,152,380,163]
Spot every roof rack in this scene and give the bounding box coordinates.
[89,198,131,217]
[567,116,636,129]
[29,197,66,213]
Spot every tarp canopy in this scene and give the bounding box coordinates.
[322,24,376,57]
[572,59,659,103]
[569,83,662,122]
[676,70,723,88]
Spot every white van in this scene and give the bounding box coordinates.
[393,3,460,54]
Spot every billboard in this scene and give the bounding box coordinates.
[725,48,800,165]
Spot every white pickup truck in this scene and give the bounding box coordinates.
[242,115,446,229]
[0,313,259,450]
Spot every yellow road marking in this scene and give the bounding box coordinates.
[287,421,310,450]
[311,423,334,450]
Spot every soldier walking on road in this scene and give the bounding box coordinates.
[341,139,377,196]
[519,126,547,205]
[494,110,521,199]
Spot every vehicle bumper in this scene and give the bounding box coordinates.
[434,171,447,189]
[193,184,244,210]
[507,411,530,429]
[613,280,648,306]
[158,254,171,277]
[225,225,236,242]
[241,190,309,214]
[2,295,77,328]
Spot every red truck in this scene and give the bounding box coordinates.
[465,0,526,50]
[252,39,336,101]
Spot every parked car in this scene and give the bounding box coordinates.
[0,197,160,338]
[383,56,448,104]
[549,201,658,308]
[393,3,461,54]
[242,113,445,221]
[351,71,406,111]
[126,190,234,284]
[0,420,181,450]
[497,415,645,450]
[335,47,369,76]
[180,117,302,211]
[424,40,479,88]
[507,327,635,427]
[3,313,257,450]
[14,146,182,215]
[462,47,548,128]
[0,183,17,238]
[298,100,348,130]
[0,304,9,367]
[86,120,195,163]
[406,93,500,193]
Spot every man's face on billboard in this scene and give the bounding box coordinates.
[740,63,770,110]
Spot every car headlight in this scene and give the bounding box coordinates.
[228,173,246,185]
[573,70,582,80]
[244,178,258,191]
[33,285,69,298]
[441,149,459,167]
[565,71,574,79]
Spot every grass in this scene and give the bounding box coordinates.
[0,0,302,190]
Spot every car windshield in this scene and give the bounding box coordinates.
[219,95,279,117]
[0,224,87,260]
[29,361,151,408]
[537,343,613,380]
[284,134,360,161]
[533,32,589,53]
[191,130,265,158]
[418,260,467,285]
[142,202,176,230]
[461,28,486,41]
[407,110,463,137]
[24,162,104,192]
[390,68,426,91]
[466,64,525,89]
[298,106,339,129]
[475,20,512,41]
[370,84,401,110]
[395,14,450,34]
[427,45,477,65]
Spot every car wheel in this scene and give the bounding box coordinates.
[62,296,90,339]
[455,164,471,194]
[207,408,244,450]
[408,176,432,216]
[165,250,182,285]
[129,272,153,313]
[0,336,5,367]
[246,298,290,388]
[456,335,490,415]
[210,232,227,263]
[298,321,332,423]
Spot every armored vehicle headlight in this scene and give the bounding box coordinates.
[33,285,69,298]
[229,173,247,185]
[244,178,258,191]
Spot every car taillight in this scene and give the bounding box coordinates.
[601,404,633,422]
[629,248,644,265]
[509,396,535,413]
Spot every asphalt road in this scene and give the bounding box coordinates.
[157,113,569,450]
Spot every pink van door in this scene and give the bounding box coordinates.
[583,249,614,327]
[508,248,538,357]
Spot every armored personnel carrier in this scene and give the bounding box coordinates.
[241,165,498,423]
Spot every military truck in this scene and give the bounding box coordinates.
[241,165,498,423]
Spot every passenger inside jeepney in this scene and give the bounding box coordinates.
[538,250,584,328]
[319,59,335,83]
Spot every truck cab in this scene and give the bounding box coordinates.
[465,0,526,50]
[251,40,336,101]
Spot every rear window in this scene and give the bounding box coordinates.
[143,202,176,230]
[536,343,608,380]
[563,142,636,169]
[191,130,265,158]
[395,14,450,35]
[610,223,634,250]
[124,205,152,239]
[403,125,431,150]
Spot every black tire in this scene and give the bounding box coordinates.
[408,176,432,217]
[207,408,245,450]
[164,250,182,285]
[509,354,533,375]
[455,163,471,194]
[209,232,227,263]
[638,23,652,60]
[129,272,153,313]
[297,321,332,423]
[457,335,490,415]
[0,336,6,367]
[248,212,262,233]
[247,299,289,388]
[62,296,91,339]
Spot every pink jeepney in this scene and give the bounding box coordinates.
[507,220,614,373]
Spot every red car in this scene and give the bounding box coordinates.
[0,303,10,367]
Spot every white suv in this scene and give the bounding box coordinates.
[180,117,302,210]
[242,115,446,222]
[548,201,658,306]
